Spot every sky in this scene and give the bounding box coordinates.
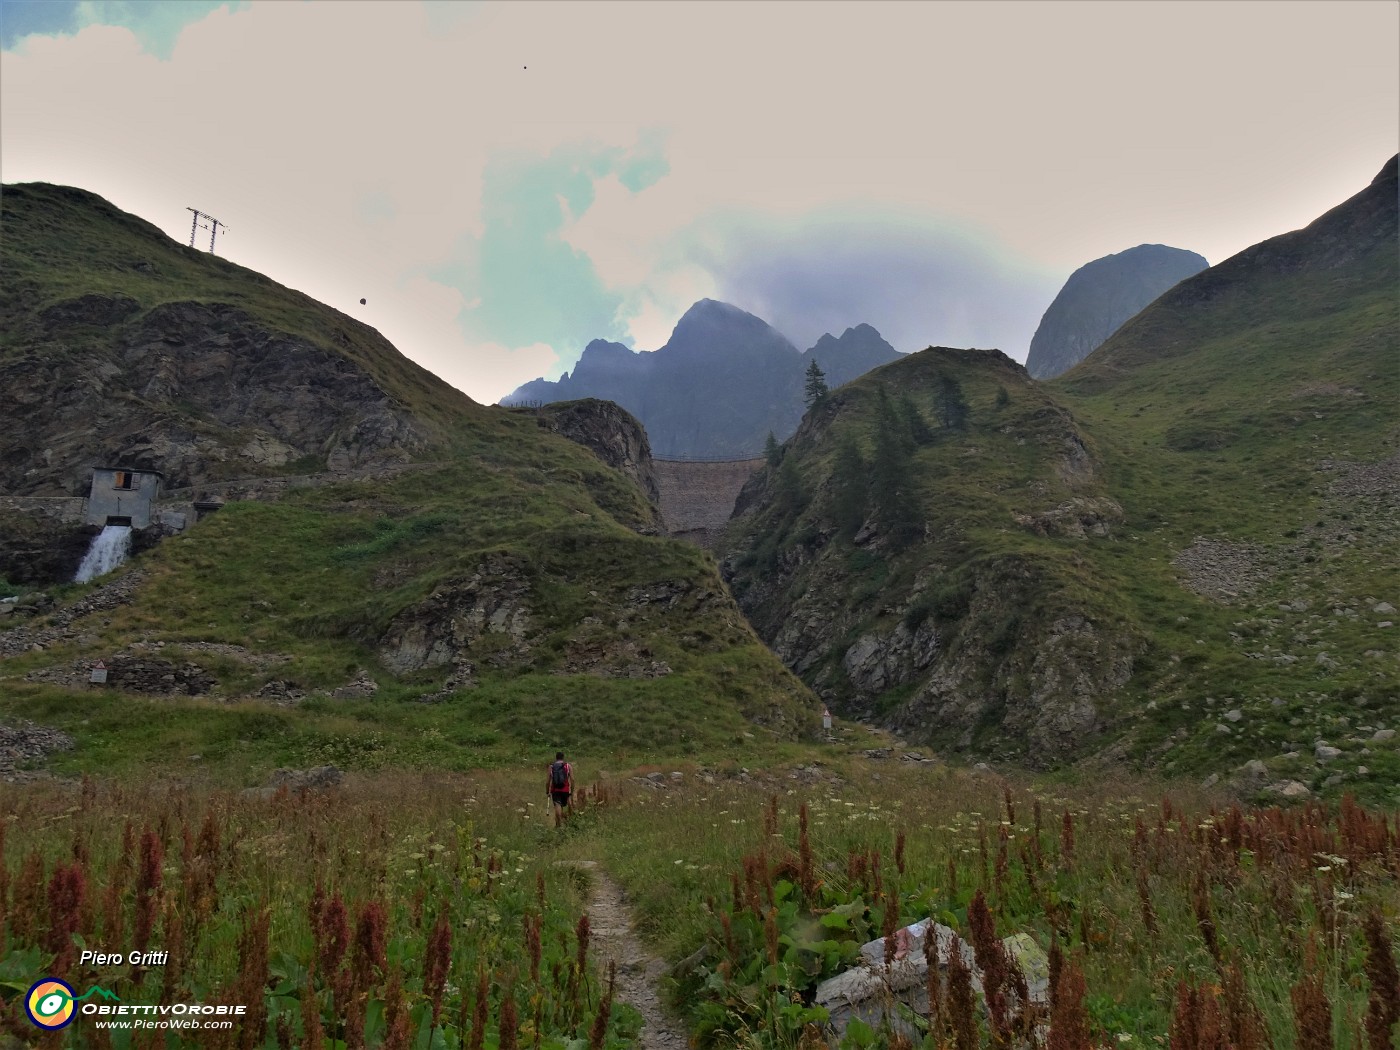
[2,1,1396,404]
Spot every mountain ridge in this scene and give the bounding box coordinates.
[505,300,900,457]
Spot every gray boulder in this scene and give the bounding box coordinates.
[814,919,1048,1041]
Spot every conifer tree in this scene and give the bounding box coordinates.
[764,431,781,468]
[872,387,921,545]
[830,432,867,537]
[897,391,934,445]
[936,374,970,430]
[804,360,829,408]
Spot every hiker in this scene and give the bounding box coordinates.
[546,751,573,823]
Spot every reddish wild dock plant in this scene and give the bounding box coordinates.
[1060,809,1075,868]
[945,934,977,1050]
[1362,908,1399,1050]
[133,826,163,953]
[350,899,387,990]
[498,983,519,1050]
[424,908,452,1028]
[575,913,591,975]
[469,967,489,1050]
[381,972,412,1050]
[44,861,85,978]
[522,910,542,985]
[1291,965,1334,1050]
[588,960,616,1050]
[1046,956,1090,1050]
[300,979,325,1050]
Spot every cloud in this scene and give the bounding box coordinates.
[2,1,248,58]
[692,209,1062,358]
[425,136,671,383]
[2,0,1394,405]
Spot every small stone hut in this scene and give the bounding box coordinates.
[85,467,162,528]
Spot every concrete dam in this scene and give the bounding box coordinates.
[653,457,765,549]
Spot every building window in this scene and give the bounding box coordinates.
[114,472,134,490]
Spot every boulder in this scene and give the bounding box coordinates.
[246,765,344,800]
[815,919,1048,1041]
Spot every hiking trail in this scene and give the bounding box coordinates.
[571,860,689,1049]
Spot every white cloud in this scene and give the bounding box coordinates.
[2,0,1395,401]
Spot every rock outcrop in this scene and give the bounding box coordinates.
[1025,244,1207,379]
[723,346,1139,764]
[2,300,430,495]
[532,399,663,512]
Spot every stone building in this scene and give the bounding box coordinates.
[85,467,162,528]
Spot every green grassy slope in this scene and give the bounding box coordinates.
[723,346,1143,766]
[723,158,1399,802]
[0,185,816,782]
[1048,155,1399,793]
[0,182,474,431]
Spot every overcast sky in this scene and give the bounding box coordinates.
[2,1,1396,403]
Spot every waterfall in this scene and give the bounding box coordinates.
[75,525,132,583]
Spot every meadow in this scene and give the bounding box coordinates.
[0,743,1396,1048]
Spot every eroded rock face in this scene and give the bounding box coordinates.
[533,399,663,510]
[378,555,535,675]
[2,300,429,495]
[841,619,939,694]
[731,542,1137,764]
[1012,496,1123,538]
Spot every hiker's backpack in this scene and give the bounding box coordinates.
[551,760,569,790]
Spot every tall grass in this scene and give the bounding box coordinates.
[576,762,1400,1048]
[0,771,639,1048]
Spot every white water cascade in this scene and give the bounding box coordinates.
[74,524,132,583]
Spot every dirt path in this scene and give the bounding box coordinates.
[571,861,690,1049]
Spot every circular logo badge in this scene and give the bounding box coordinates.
[25,978,76,1030]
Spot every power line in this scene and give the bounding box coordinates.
[186,207,228,254]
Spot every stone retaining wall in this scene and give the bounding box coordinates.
[0,496,86,523]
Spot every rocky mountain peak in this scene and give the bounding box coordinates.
[1026,243,1208,380]
[802,324,901,388]
[665,299,799,358]
[503,302,901,457]
[567,339,637,383]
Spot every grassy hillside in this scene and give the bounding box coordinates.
[0,182,473,433]
[722,346,1143,766]
[0,183,816,782]
[722,159,1399,804]
[1050,156,1399,792]
[0,178,1395,1050]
